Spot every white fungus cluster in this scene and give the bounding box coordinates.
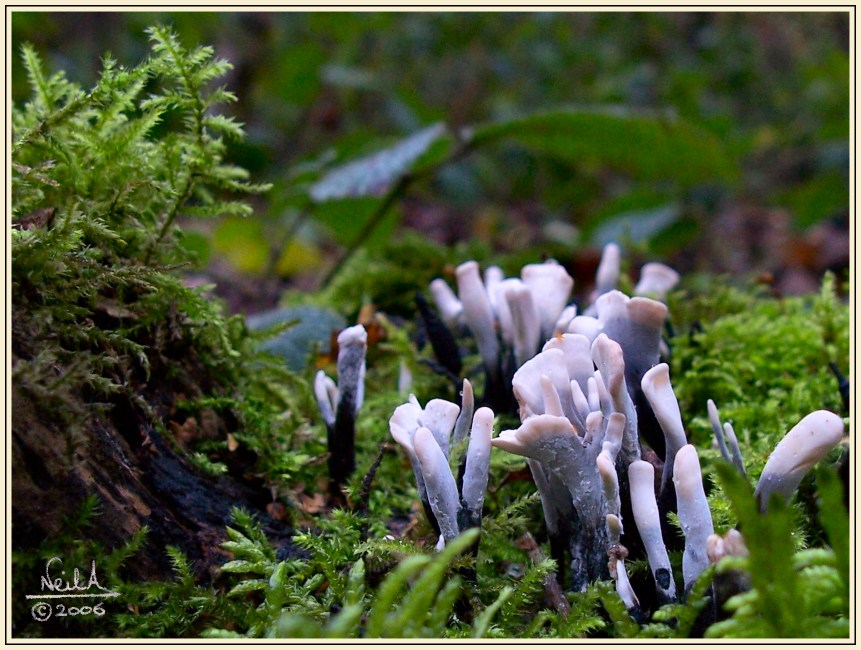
[384,243,844,616]
[389,379,493,549]
[491,285,683,601]
[429,245,681,382]
[431,259,575,373]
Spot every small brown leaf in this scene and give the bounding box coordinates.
[16,207,56,230]
[198,408,221,440]
[266,501,290,521]
[227,433,239,452]
[95,298,137,320]
[297,492,327,514]
[170,417,198,445]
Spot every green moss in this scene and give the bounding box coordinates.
[12,26,269,441]
[669,274,849,471]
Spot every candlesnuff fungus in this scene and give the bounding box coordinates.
[699,408,845,617]
[414,427,460,546]
[390,396,457,536]
[429,277,463,328]
[520,260,575,341]
[490,293,648,593]
[425,246,679,417]
[753,410,845,510]
[389,394,493,549]
[451,378,475,449]
[706,528,751,616]
[673,444,714,593]
[596,416,640,615]
[314,324,368,495]
[707,402,845,511]
[641,363,688,494]
[455,261,501,379]
[429,258,575,410]
[415,292,462,378]
[633,262,681,300]
[707,399,746,477]
[398,246,844,626]
[590,241,621,305]
[629,460,677,604]
[504,281,542,369]
[492,411,624,591]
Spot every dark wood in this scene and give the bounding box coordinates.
[12,386,300,582]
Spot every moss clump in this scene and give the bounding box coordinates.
[669,274,849,470]
[12,25,272,441]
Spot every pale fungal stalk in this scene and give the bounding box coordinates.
[707,399,746,477]
[429,277,463,328]
[492,409,625,590]
[706,528,748,565]
[594,291,667,397]
[314,371,338,431]
[521,260,575,341]
[754,410,845,509]
[451,378,475,449]
[424,248,679,421]
[629,460,677,604]
[428,259,575,411]
[459,407,493,530]
[505,283,542,369]
[596,417,638,612]
[673,444,714,593]
[641,363,688,493]
[455,261,501,379]
[315,324,368,493]
[414,426,460,546]
[398,359,413,394]
[591,242,621,303]
[634,262,681,300]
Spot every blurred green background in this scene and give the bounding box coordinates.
[11,11,850,311]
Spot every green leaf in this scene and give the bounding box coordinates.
[711,463,803,637]
[472,586,514,638]
[596,580,641,638]
[814,466,849,605]
[325,602,365,637]
[311,196,403,249]
[220,559,271,574]
[776,170,848,228]
[309,122,450,201]
[246,305,346,371]
[469,108,738,187]
[364,555,431,638]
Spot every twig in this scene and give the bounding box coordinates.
[320,175,410,289]
[144,176,194,265]
[355,444,392,541]
[263,204,311,278]
[517,531,570,618]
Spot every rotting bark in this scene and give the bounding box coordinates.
[12,385,302,583]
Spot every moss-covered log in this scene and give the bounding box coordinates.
[12,382,300,583]
[11,27,295,584]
